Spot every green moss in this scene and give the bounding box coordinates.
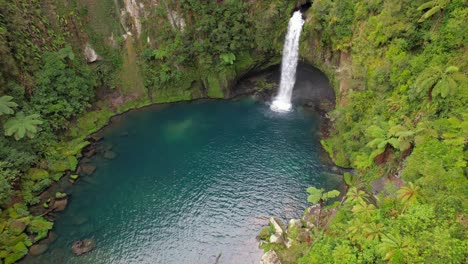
[25,169,49,181]
[6,204,29,220]
[70,174,79,180]
[206,76,224,98]
[28,217,53,242]
[55,192,67,199]
[259,227,272,241]
[4,242,27,264]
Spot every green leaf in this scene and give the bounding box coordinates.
[0,96,18,116]
[4,112,43,140]
[322,190,340,200]
[307,186,324,204]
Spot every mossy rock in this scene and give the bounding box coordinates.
[55,192,67,199]
[8,219,28,236]
[7,204,29,219]
[205,76,224,98]
[26,169,49,181]
[259,227,272,241]
[0,233,31,248]
[28,217,53,242]
[4,242,28,264]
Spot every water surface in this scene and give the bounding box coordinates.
[28,99,340,264]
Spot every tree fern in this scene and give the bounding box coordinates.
[4,112,43,140]
[0,95,18,116]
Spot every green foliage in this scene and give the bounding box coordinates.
[220,53,236,65]
[417,0,449,22]
[307,187,340,205]
[3,112,43,140]
[297,0,468,263]
[32,47,96,130]
[28,216,53,242]
[0,96,17,116]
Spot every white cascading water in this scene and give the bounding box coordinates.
[271,11,305,112]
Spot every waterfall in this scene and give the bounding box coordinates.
[271,11,305,112]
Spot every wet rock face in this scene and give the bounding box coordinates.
[71,239,95,256]
[291,63,335,112]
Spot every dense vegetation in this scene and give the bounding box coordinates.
[294,0,467,263]
[0,0,466,263]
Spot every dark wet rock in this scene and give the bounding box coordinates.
[51,198,68,212]
[96,143,112,153]
[29,244,48,256]
[261,250,282,264]
[103,150,117,159]
[39,231,57,245]
[71,239,95,256]
[79,164,96,176]
[83,147,96,158]
[88,133,103,143]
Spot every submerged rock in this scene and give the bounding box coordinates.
[51,198,68,212]
[79,164,96,176]
[71,239,95,256]
[103,150,117,160]
[261,250,282,264]
[29,244,48,256]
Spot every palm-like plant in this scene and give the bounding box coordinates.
[414,65,466,99]
[347,187,370,205]
[0,95,18,116]
[363,222,384,240]
[351,201,376,218]
[417,0,450,23]
[397,182,421,213]
[379,233,410,262]
[3,112,43,140]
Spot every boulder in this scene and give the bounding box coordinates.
[51,198,68,212]
[71,239,95,256]
[103,151,117,160]
[285,238,294,249]
[261,250,282,264]
[9,220,27,235]
[79,164,96,176]
[269,217,285,235]
[84,44,101,63]
[288,219,302,230]
[29,244,48,256]
[269,233,284,244]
